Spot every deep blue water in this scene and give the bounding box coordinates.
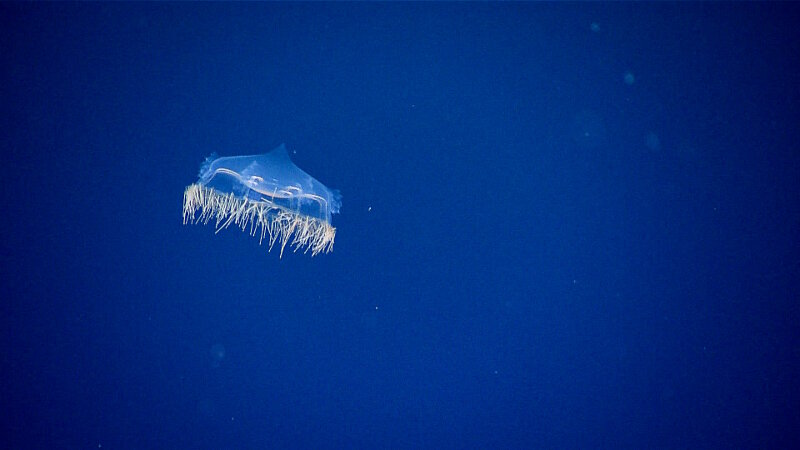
[2,3,799,449]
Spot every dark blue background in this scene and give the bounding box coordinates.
[2,3,798,449]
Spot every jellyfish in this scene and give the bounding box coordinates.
[183,144,341,257]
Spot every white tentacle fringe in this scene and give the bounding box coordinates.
[183,184,336,257]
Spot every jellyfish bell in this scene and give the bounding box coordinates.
[183,144,341,257]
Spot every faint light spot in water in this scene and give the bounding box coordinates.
[210,343,225,368]
[645,132,661,151]
[570,110,607,149]
[198,397,215,417]
[623,71,635,85]
[590,22,600,32]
